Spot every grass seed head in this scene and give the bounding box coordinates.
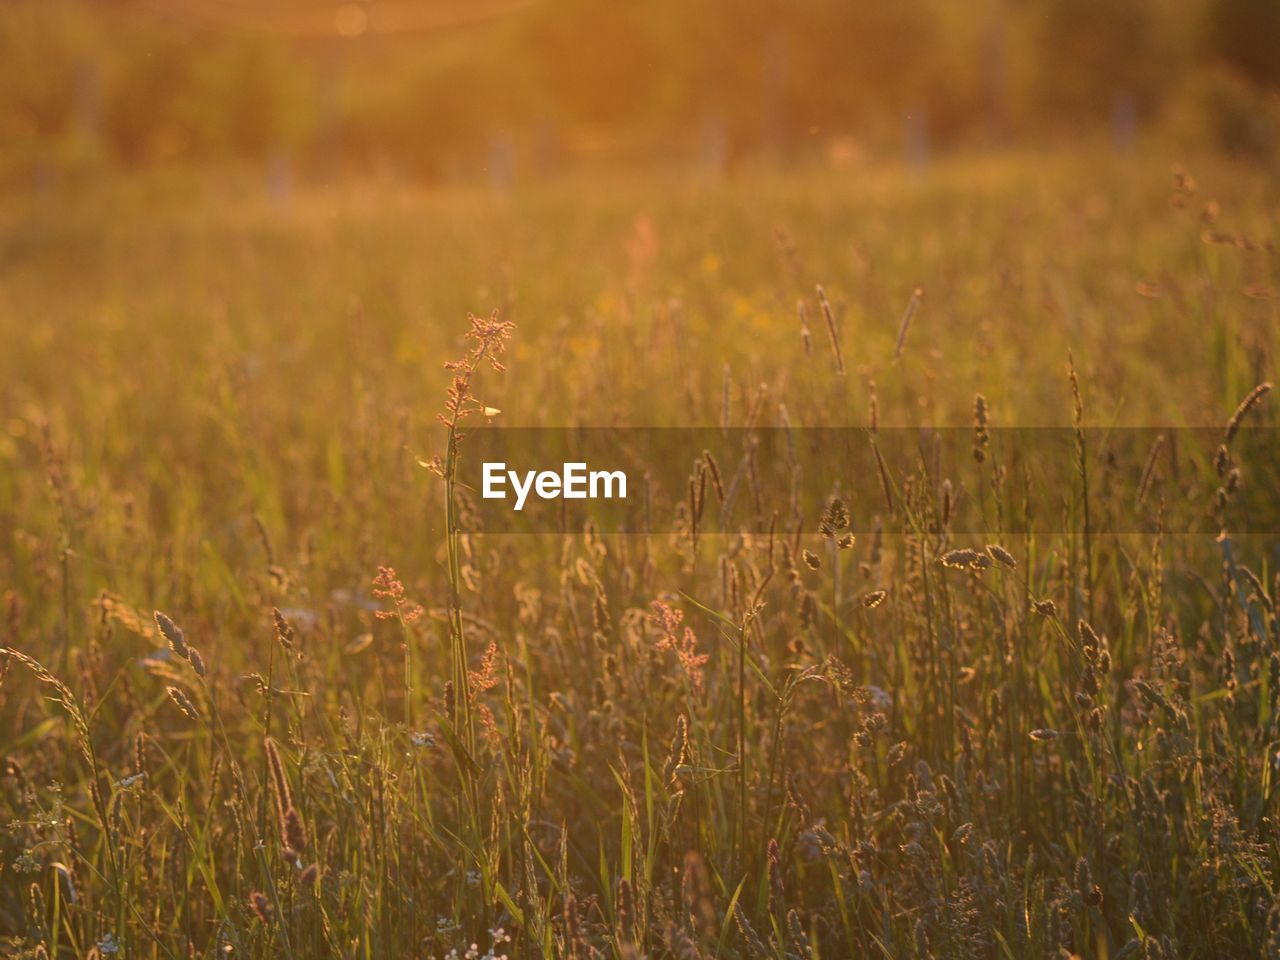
[165,686,198,721]
[815,284,846,376]
[985,544,1016,568]
[248,891,274,924]
[940,548,981,569]
[1224,382,1272,445]
[154,611,188,659]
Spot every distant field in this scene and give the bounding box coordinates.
[1,150,1278,958]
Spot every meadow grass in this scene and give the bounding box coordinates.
[1,148,1279,958]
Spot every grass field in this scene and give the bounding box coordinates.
[2,149,1279,959]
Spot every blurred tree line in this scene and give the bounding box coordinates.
[1,0,1277,185]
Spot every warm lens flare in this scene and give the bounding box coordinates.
[333,2,368,39]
